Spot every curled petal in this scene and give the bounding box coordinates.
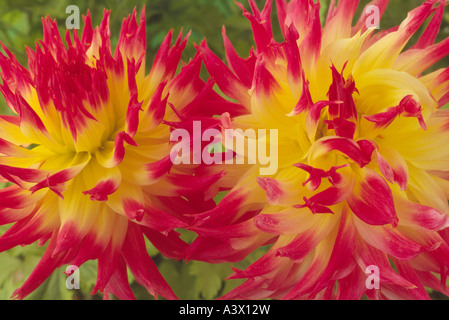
[96,132,137,168]
[354,216,429,260]
[348,167,398,227]
[354,236,417,289]
[83,178,121,202]
[395,195,449,231]
[310,137,375,168]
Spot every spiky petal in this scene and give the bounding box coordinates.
[192,0,449,300]
[0,8,225,299]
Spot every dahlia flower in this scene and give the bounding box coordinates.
[189,0,449,299]
[0,8,225,299]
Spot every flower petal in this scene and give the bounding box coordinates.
[348,167,398,227]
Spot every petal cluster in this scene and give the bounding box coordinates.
[189,0,449,300]
[0,8,223,299]
[3,0,449,301]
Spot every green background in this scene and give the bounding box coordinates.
[0,0,448,300]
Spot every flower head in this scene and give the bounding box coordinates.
[0,8,223,299]
[190,0,449,299]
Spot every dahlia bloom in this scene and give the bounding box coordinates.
[189,0,449,299]
[0,8,224,299]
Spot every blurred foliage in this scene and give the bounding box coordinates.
[0,0,449,113]
[0,0,449,300]
[1,0,448,72]
[0,224,267,300]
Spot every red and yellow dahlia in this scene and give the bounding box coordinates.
[0,8,224,299]
[190,0,449,299]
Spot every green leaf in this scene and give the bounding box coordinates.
[0,253,21,288]
[77,260,100,297]
[189,261,232,300]
[158,259,197,300]
[0,277,16,300]
[0,242,45,300]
